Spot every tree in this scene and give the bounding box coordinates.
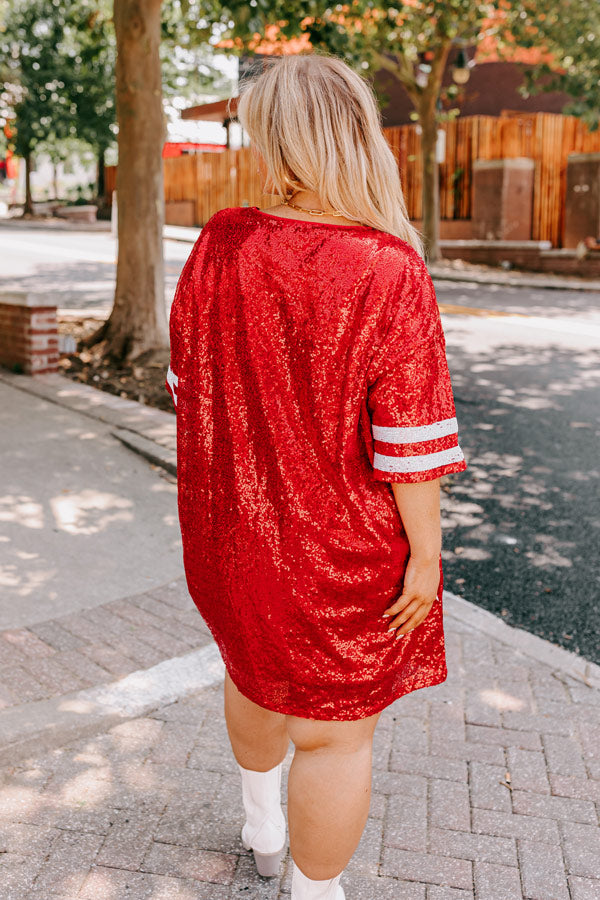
[499,0,600,132]
[0,0,77,212]
[218,1,574,262]
[88,0,234,360]
[62,0,118,201]
[1,0,233,359]
[89,0,168,360]
[0,0,119,207]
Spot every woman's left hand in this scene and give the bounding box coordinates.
[382,555,440,637]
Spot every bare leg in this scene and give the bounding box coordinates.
[285,710,382,880]
[224,669,289,770]
[224,669,382,880]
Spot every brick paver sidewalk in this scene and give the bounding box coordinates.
[0,578,211,712]
[1,600,599,900]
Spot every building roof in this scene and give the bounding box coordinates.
[181,97,238,123]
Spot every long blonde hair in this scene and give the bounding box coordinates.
[234,52,424,257]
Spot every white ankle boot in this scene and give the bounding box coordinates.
[291,861,345,899]
[238,761,287,877]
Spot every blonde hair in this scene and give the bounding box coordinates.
[234,52,424,257]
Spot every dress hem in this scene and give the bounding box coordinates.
[224,659,448,722]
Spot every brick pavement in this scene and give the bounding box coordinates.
[1,598,600,899]
[0,578,212,711]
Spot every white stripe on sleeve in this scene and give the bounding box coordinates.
[372,417,458,444]
[167,365,178,406]
[373,445,465,473]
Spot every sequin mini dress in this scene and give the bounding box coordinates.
[165,205,467,720]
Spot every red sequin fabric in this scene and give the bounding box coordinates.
[166,206,467,721]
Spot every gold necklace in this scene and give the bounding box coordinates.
[283,197,346,217]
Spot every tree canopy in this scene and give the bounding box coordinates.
[0,0,236,166]
[505,0,600,131]
[215,0,599,128]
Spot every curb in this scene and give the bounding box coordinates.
[0,217,111,232]
[164,224,200,244]
[428,268,600,293]
[112,427,177,476]
[443,590,600,690]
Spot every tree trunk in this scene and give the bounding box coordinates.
[413,41,452,264]
[94,0,168,360]
[52,160,59,201]
[418,92,440,264]
[97,146,105,201]
[24,152,33,214]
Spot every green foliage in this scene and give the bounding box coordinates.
[160,1,237,106]
[218,0,506,117]
[503,1,600,131]
[1,0,74,156]
[69,181,95,203]
[217,0,599,128]
[0,0,116,159]
[0,0,236,164]
[64,0,117,152]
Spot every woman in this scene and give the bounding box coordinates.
[166,52,466,900]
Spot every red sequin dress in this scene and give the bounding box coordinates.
[166,205,466,720]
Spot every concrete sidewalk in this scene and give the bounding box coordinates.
[0,376,180,627]
[1,372,600,899]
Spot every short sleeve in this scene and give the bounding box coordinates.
[164,234,204,411]
[366,254,467,483]
[165,288,185,411]
[165,361,178,409]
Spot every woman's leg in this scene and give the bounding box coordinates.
[224,669,289,770]
[285,710,382,881]
[224,668,382,880]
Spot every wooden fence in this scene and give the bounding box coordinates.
[388,112,600,246]
[432,112,600,246]
[105,112,600,247]
[163,148,275,226]
[104,163,117,198]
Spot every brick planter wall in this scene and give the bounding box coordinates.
[472,158,535,241]
[439,240,552,270]
[0,293,59,375]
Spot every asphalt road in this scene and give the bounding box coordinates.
[1,222,599,663]
[438,279,600,664]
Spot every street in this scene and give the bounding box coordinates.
[439,281,600,663]
[0,220,190,312]
[1,222,599,663]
